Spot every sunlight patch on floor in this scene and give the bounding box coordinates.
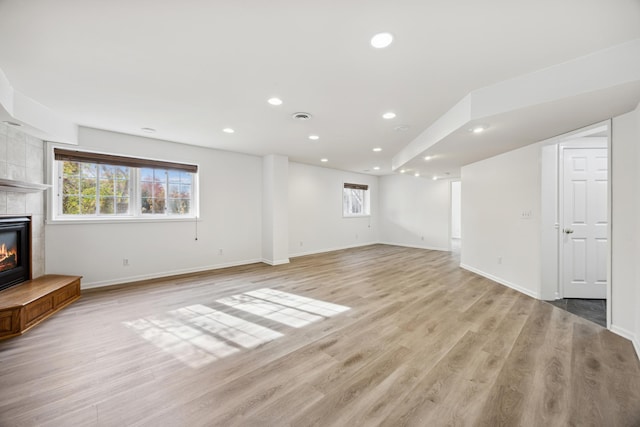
[124,288,350,368]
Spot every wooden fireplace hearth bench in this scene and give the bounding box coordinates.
[0,275,81,340]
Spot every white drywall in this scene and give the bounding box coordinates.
[262,155,289,265]
[45,127,263,288]
[636,105,640,358]
[288,162,378,257]
[610,106,640,350]
[461,142,542,298]
[378,174,450,251]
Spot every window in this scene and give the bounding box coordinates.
[343,183,370,217]
[54,148,197,219]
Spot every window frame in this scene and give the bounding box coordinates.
[342,182,370,218]
[49,146,199,223]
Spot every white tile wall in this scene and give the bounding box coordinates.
[0,122,46,278]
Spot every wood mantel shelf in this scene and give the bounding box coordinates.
[0,275,81,340]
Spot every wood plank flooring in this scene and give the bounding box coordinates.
[1,244,639,426]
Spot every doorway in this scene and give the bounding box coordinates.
[540,122,610,328]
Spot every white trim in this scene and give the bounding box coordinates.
[289,242,377,258]
[378,241,449,252]
[610,325,640,361]
[261,258,290,266]
[46,216,200,225]
[460,263,540,299]
[79,258,262,289]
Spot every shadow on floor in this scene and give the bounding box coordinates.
[546,298,606,327]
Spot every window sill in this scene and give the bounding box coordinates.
[46,216,199,225]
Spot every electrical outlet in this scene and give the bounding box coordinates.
[421,236,425,241]
[218,249,223,255]
[123,258,129,267]
[497,256,502,264]
[521,210,532,219]
[299,241,303,247]
[355,233,358,239]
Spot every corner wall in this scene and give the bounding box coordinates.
[288,162,378,257]
[610,105,640,355]
[45,127,263,288]
[378,174,450,251]
[460,142,542,298]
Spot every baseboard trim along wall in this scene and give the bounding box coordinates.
[289,242,378,258]
[81,258,263,289]
[378,242,449,252]
[610,325,640,361]
[261,258,291,266]
[460,263,540,299]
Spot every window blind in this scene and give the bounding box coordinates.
[344,183,368,191]
[54,148,198,173]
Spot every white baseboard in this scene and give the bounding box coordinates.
[261,258,290,266]
[289,242,377,258]
[80,258,263,289]
[460,263,540,299]
[378,241,449,252]
[610,325,640,361]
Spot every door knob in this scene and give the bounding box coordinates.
[563,228,574,234]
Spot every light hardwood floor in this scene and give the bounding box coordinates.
[1,245,639,426]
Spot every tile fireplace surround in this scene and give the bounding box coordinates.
[0,122,45,279]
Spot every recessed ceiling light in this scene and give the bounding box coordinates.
[141,127,156,134]
[470,124,489,134]
[394,125,410,132]
[382,112,396,120]
[2,121,22,127]
[400,169,406,174]
[373,147,382,152]
[223,128,235,134]
[373,166,380,170]
[432,176,438,180]
[414,172,420,177]
[320,158,328,162]
[308,135,319,140]
[267,97,283,106]
[371,32,394,49]
[424,156,431,161]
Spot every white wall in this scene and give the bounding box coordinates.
[288,162,378,257]
[378,174,450,251]
[610,106,640,354]
[262,155,289,265]
[461,142,542,298]
[636,106,640,358]
[45,127,263,288]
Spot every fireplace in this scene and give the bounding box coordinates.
[0,217,31,292]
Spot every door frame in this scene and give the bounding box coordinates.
[539,120,612,329]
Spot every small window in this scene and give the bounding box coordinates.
[343,183,370,217]
[54,148,197,220]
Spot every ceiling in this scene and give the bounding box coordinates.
[0,0,639,177]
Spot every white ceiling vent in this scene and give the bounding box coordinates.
[292,112,312,121]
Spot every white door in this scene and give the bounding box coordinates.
[562,148,608,298]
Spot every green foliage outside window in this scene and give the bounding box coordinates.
[60,161,192,217]
[62,162,130,215]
